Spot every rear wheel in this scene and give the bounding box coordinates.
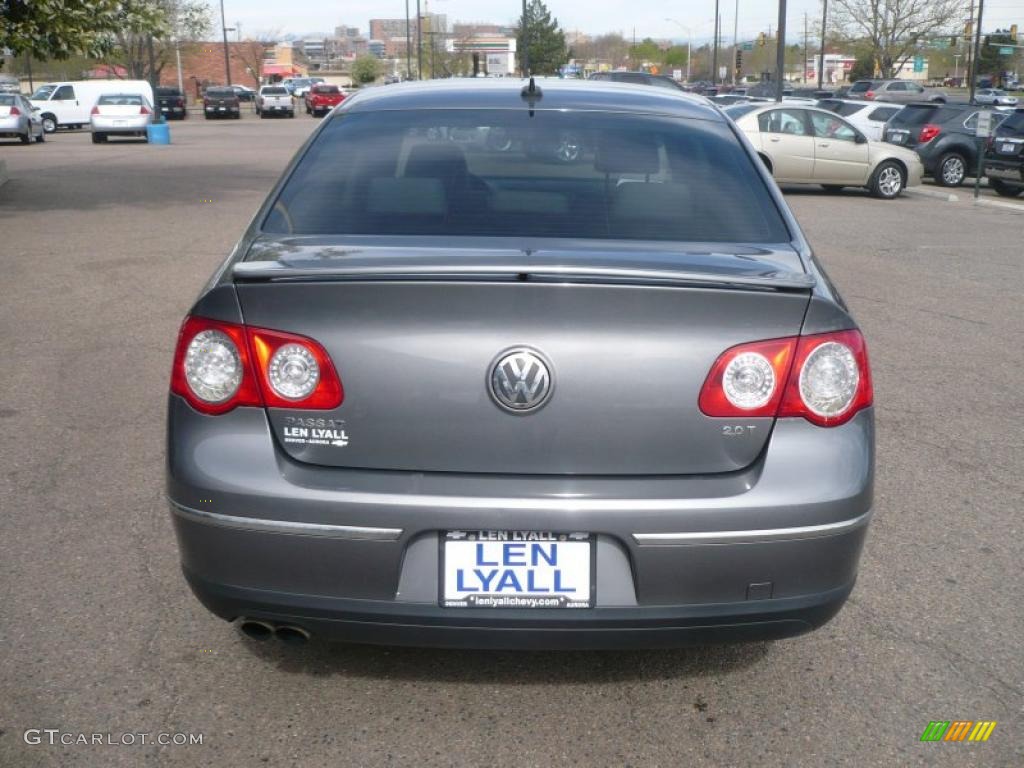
[41,114,57,133]
[869,160,906,199]
[19,130,31,145]
[35,130,45,143]
[289,110,295,118]
[91,132,106,144]
[990,178,1024,198]
[936,152,967,187]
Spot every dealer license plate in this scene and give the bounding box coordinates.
[441,530,594,608]
[1001,143,1017,154]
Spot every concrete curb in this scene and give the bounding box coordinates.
[973,196,1024,213]
[904,186,958,203]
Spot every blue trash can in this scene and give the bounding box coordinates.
[146,122,171,144]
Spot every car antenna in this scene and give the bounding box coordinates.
[521,76,542,116]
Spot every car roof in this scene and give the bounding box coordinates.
[341,78,720,120]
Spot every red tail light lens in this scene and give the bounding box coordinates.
[140,105,151,115]
[170,317,343,414]
[864,90,875,100]
[918,123,941,143]
[90,106,100,115]
[700,330,872,427]
[248,327,343,409]
[10,106,21,116]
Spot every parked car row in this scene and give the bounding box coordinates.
[982,108,1024,197]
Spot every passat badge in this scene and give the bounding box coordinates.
[488,348,553,413]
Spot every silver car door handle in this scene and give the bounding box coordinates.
[769,137,781,142]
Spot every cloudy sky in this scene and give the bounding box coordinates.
[220,0,1021,43]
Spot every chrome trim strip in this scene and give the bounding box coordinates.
[168,501,402,541]
[632,510,872,546]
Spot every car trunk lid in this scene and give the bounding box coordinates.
[232,239,813,476]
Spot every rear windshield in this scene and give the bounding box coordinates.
[826,101,866,117]
[98,94,144,105]
[156,87,180,96]
[263,109,789,243]
[262,87,288,95]
[206,88,235,97]
[723,104,758,121]
[313,85,340,94]
[0,94,16,106]
[888,104,943,126]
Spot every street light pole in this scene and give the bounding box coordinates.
[775,0,787,101]
[712,0,720,84]
[732,0,739,85]
[968,0,984,104]
[219,0,232,85]
[405,0,412,78]
[521,0,530,76]
[416,0,423,79]
[817,0,828,90]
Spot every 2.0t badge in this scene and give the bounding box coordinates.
[488,348,554,413]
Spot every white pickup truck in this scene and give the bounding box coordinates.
[256,86,294,118]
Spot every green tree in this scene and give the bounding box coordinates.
[109,1,212,82]
[0,0,147,61]
[848,52,876,81]
[352,55,381,85]
[516,0,568,75]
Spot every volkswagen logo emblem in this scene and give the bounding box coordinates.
[488,348,554,413]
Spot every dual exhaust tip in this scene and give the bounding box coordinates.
[238,618,311,646]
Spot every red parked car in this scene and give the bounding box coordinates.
[304,84,344,117]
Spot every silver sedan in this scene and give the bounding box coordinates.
[90,93,154,143]
[0,93,45,145]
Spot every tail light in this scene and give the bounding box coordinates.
[140,105,151,115]
[90,106,100,115]
[918,123,941,143]
[170,316,343,415]
[864,90,875,100]
[699,330,872,427]
[10,106,21,116]
[176,98,184,107]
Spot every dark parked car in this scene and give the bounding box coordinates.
[203,87,240,120]
[587,71,687,91]
[231,84,257,102]
[155,86,187,120]
[883,103,1008,186]
[167,79,874,650]
[983,108,1024,197]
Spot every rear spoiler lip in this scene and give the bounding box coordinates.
[232,261,816,291]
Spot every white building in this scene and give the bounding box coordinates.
[447,35,517,76]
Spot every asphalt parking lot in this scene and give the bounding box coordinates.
[1,116,1022,767]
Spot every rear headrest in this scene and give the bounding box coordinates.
[404,142,468,180]
[366,178,447,215]
[594,133,661,175]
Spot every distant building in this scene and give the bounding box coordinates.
[805,53,856,84]
[447,34,517,76]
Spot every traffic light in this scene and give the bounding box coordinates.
[735,49,743,73]
[758,32,767,47]
[1012,24,1018,41]
[964,21,973,38]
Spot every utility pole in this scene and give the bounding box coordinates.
[965,0,976,92]
[817,0,828,90]
[522,0,530,75]
[219,0,232,86]
[775,0,787,100]
[712,0,720,84]
[416,0,423,79]
[803,12,809,84]
[732,0,739,85]
[969,0,984,103]
[405,0,412,79]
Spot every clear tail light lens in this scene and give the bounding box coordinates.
[700,330,872,427]
[170,317,342,414]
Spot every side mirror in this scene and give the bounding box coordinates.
[855,133,868,144]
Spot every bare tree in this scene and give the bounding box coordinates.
[234,33,280,88]
[830,0,968,78]
[111,0,212,81]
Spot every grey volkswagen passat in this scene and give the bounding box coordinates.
[167,79,874,649]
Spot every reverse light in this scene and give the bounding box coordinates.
[918,123,941,143]
[170,317,342,414]
[700,330,872,427]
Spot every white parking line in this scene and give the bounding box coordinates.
[973,197,1024,213]
[904,187,958,203]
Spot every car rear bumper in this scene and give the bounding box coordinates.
[91,116,150,133]
[984,159,1023,182]
[167,397,874,648]
[0,115,27,135]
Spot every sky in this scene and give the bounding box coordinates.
[220,0,1022,44]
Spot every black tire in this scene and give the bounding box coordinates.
[35,130,45,143]
[91,132,106,144]
[41,115,57,133]
[936,152,967,187]
[821,185,845,193]
[869,160,906,199]
[19,130,31,145]
[204,113,211,120]
[289,110,295,118]
[989,178,1024,198]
